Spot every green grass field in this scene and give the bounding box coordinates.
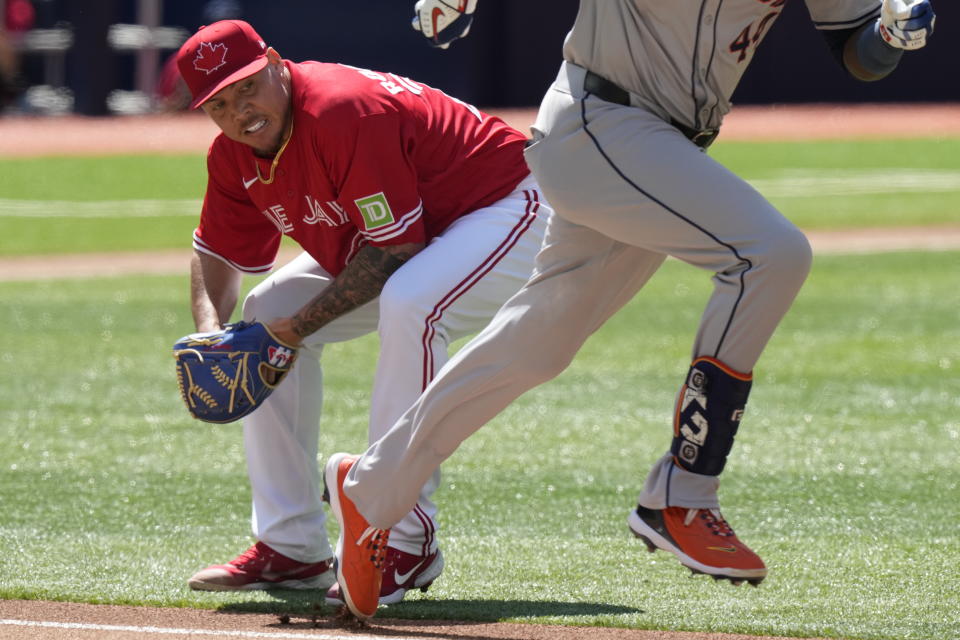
[1,252,958,640]
[1,141,958,640]
[1,138,959,255]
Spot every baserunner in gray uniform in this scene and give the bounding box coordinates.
[325,0,936,619]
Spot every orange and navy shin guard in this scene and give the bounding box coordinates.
[671,357,753,476]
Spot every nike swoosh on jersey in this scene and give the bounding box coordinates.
[394,559,426,585]
[243,176,258,190]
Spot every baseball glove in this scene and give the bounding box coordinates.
[173,321,298,424]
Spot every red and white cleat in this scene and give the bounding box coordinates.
[187,541,334,591]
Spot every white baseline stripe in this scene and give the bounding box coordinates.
[747,169,960,198]
[0,618,383,640]
[1,170,957,216]
[0,199,200,218]
[2,169,957,217]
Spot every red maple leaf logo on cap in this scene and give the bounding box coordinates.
[193,42,228,75]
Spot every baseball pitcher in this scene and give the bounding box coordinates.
[172,20,551,605]
[321,0,936,620]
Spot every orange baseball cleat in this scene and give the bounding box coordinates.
[628,505,766,585]
[326,547,444,606]
[324,452,391,619]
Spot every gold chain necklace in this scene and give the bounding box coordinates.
[255,120,294,185]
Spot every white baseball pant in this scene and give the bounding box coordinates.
[240,175,549,561]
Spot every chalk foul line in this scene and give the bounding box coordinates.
[0,618,387,640]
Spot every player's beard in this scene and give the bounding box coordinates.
[253,104,293,158]
[272,106,294,155]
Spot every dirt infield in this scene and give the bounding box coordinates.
[1,106,956,639]
[1,103,959,157]
[0,599,829,640]
[2,223,960,282]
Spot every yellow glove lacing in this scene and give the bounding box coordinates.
[173,346,257,414]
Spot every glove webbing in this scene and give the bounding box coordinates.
[223,352,256,413]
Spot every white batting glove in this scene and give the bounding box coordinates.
[411,0,478,49]
[879,0,935,50]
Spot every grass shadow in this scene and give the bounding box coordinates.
[380,598,642,619]
[216,593,642,621]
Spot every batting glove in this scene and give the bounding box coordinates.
[879,0,935,50]
[411,0,478,49]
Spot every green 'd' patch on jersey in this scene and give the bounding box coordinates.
[354,192,394,230]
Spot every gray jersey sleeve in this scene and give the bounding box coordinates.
[804,0,881,30]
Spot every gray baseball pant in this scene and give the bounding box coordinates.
[345,61,811,527]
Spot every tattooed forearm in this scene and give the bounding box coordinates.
[290,242,423,339]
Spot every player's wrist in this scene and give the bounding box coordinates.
[853,21,904,78]
[265,318,304,348]
[872,21,903,54]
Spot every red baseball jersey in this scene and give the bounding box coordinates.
[194,60,530,275]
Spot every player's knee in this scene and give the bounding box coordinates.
[520,342,578,385]
[377,279,434,335]
[242,271,316,324]
[723,226,811,306]
[770,226,813,285]
[241,283,267,322]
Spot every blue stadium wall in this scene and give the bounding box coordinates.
[36,0,960,113]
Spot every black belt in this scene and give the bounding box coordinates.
[582,70,719,149]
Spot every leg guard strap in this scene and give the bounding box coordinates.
[670,357,752,476]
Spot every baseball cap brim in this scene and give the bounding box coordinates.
[188,55,269,109]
